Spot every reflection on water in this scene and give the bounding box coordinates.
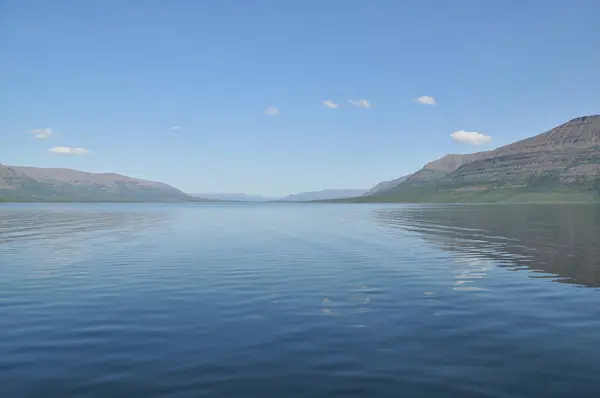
[374,204,600,288]
[2,203,600,397]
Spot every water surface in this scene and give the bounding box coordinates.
[1,203,600,397]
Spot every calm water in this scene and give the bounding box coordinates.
[1,203,600,397]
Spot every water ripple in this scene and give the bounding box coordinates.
[1,203,600,397]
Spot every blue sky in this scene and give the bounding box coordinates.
[1,0,599,196]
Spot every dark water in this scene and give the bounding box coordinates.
[1,203,600,397]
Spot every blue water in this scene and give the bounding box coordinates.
[1,203,600,397]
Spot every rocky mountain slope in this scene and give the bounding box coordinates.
[448,115,600,186]
[364,175,409,196]
[0,164,194,202]
[362,115,600,202]
[402,152,493,185]
[363,154,493,196]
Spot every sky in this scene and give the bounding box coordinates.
[1,0,600,196]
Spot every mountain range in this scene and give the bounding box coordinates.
[0,164,199,202]
[2,114,599,203]
[350,115,600,203]
[191,193,278,202]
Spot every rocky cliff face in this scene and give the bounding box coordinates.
[0,164,191,201]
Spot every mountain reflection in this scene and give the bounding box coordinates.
[374,204,600,288]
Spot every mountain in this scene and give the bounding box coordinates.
[191,193,278,202]
[364,175,410,196]
[280,189,367,202]
[360,115,600,203]
[402,152,492,185]
[0,164,197,202]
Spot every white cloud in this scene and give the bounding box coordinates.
[172,125,181,131]
[49,146,90,155]
[31,128,52,140]
[415,96,436,105]
[323,100,340,109]
[264,106,279,116]
[450,130,492,146]
[348,99,371,108]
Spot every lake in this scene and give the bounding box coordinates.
[1,203,600,397]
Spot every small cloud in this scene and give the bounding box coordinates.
[323,100,340,109]
[172,125,181,131]
[31,128,52,140]
[451,130,492,146]
[49,146,90,155]
[348,99,371,108]
[264,106,279,116]
[415,96,436,105]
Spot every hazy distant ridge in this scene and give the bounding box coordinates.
[191,193,278,202]
[280,189,367,201]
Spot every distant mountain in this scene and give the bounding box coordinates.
[280,189,367,202]
[364,175,410,196]
[191,193,278,202]
[356,115,600,203]
[0,164,200,202]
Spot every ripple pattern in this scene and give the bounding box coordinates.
[1,203,600,397]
